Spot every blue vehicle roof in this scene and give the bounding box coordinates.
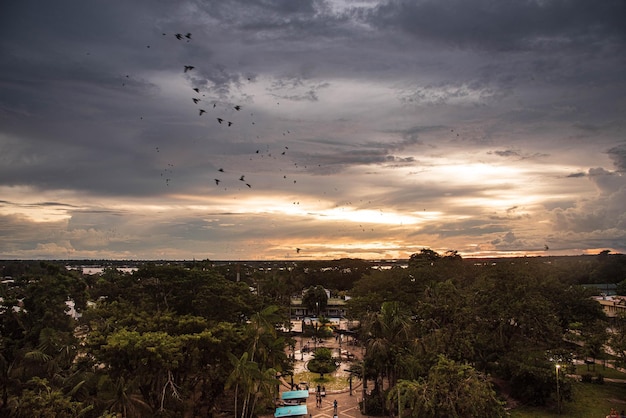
[274,405,308,417]
[280,390,309,400]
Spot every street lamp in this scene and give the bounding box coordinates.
[555,364,561,414]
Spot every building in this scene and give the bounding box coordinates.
[593,295,626,318]
[289,295,348,319]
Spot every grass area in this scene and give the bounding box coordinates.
[573,364,626,380]
[508,381,626,418]
[292,370,350,391]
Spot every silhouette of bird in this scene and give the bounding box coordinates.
[296,248,301,254]
[217,118,223,124]
[245,183,251,188]
[239,175,245,181]
[185,33,192,39]
[544,245,549,251]
[192,98,200,104]
[175,33,183,40]
[184,65,195,72]
[199,109,206,115]
[234,105,242,111]
[214,179,220,185]
[192,88,200,93]
[227,121,233,127]
[218,168,224,172]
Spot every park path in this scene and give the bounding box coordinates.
[261,334,369,418]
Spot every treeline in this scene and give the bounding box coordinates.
[0,262,291,417]
[1,252,625,417]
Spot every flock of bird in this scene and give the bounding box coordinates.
[118,29,311,255]
[120,30,301,192]
[114,29,446,256]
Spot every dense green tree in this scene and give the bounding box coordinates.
[609,312,626,368]
[79,264,280,416]
[8,377,92,418]
[387,356,505,418]
[302,285,328,316]
[361,301,415,411]
[0,265,89,416]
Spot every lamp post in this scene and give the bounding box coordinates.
[555,364,561,414]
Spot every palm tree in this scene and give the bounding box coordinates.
[248,367,279,417]
[102,375,152,418]
[226,351,259,418]
[231,306,289,418]
[363,302,413,388]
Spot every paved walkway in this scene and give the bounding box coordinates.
[262,335,370,417]
[308,389,367,418]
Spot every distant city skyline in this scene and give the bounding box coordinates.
[1,0,625,260]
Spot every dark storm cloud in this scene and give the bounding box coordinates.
[488,149,548,160]
[416,219,509,239]
[608,144,626,172]
[368,0,626,51]
[190,0,354,40]
[1,0,625,259]
[566,172,586,178]
[491,149,521,158]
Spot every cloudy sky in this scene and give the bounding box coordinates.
[1,0,625,260]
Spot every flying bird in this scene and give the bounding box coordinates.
[214,179,220,185]
[175,33,183,40]
[217,118,223,124]
[185,33,192,39]
[192,88,200,93]
[184,65,195,72]
[218,168,224,172]
[245,183,251,188]
[296,248,301,254]
[199,109,206,115]
[234,105,242,111]
[227,121,233,127]
[239,175,245,181]
[192,98,200,104]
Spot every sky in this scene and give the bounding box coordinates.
[1,0,625,261]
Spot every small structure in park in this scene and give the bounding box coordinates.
[274,404,307,418]
[280,390,309,406]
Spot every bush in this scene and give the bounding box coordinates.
[360,394,384,415]
[594,374,604,384]
[581,373,593,383]
[307,348,338,376]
